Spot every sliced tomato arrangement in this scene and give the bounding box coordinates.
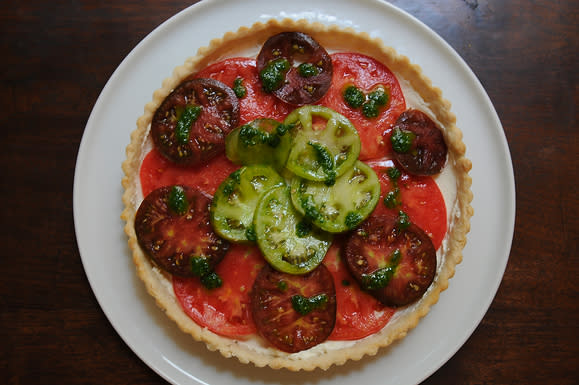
[134,31,452,352]
[318,53,407,160]
[173,244,265,337]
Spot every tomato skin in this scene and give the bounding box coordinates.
[140,149,239,197]
[151,78,239,166]
[194,57,292,124]
[344,213,437,307]
[256,32,333,106]
[367,158,447,250]
[173,244,265,337]
[324,243,394,340]
[318,53,406,160]
[391,109,448,175]
[254,185,332,275]
[250,264,337,353]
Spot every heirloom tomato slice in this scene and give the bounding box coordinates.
[151,78,239,166]
[134,185,228,277]
[210,165,284,242]
[344,213,437,307]
[250,264,336,352]
[173,244,265,337]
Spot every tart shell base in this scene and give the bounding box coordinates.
[121,18,473,371]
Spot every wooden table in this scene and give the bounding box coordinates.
[1,1,576,384]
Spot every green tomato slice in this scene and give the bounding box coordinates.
[225,118,291,170]
[290,161,381,233]
[283,105,360,183]
[254,185,332,275]
[211,165,284,242]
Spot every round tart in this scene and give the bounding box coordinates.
[121,18,473,371]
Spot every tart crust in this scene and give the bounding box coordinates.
[121,18,473,371]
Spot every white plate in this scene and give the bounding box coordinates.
[73,0,515,384]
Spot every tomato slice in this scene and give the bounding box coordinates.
[173,243,265,337]
[139,149,239,197]
[254,185,332,275]
[225,118,291,170]
[290,161,381,233]
[368,158,447,250]
[283,105,361,183]
[324,243,394,340]
[250,264,336,352]
[318,53,406,160]
[194,57,292,124]
[135,186,228,277]
[210,165,284,242]
[256,32,333,106]
[343,213,437,307]
[151,78,239,166]
[391,109,448,175]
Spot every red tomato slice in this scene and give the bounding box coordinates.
[194,57,292,125]
[139,148,239,197]
[172,244,265,337]
[368,159,447,250]
[324,243,394,340]
[318,53,406,160]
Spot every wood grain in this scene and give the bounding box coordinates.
[0,0,576,384]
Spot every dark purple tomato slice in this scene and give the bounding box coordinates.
[343,213,436,307]
[134,185,229,277]
[390,109,447,175]
[256,32,332,106]
[250,264,337,353]
[151,78,240,166]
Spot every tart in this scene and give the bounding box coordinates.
[121,18,473,371]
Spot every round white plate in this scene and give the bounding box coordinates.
[73,0,515,384]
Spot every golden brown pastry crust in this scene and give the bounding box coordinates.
[121,18,473,371]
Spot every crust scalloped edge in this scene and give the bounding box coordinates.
[121,17,473,372]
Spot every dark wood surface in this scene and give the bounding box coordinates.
[1,1,577,384]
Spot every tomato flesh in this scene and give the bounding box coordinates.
[318,53,406,160]
[173,243,264,337]
[139,149,239,197]
[210,165,284,242]
[323,243,394,340]
[368,158,447,250]
[254,185,332,275]
[134,186,228,277]
[290,161,380,233]
[343,213,437,307]
[151,78,239,166]
[194,57,292,124]
[250,264,336,352]
[256,32,333,106]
